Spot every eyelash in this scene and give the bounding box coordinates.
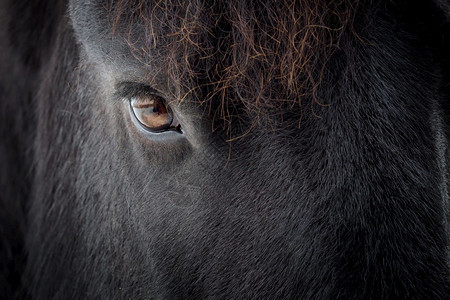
[115,82,162,100]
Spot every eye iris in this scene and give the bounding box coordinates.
[131,96,173,131]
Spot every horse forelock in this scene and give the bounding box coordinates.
[107,0,360,132]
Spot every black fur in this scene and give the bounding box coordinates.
[0,0,449,299]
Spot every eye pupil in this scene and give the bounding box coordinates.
[130,95,174,132]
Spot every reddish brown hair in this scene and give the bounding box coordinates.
[108,0,360,133]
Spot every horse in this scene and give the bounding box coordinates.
[0,0,449,298]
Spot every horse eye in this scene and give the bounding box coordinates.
[130,95,174,132]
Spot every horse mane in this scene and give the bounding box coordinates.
[107,0,360,133]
